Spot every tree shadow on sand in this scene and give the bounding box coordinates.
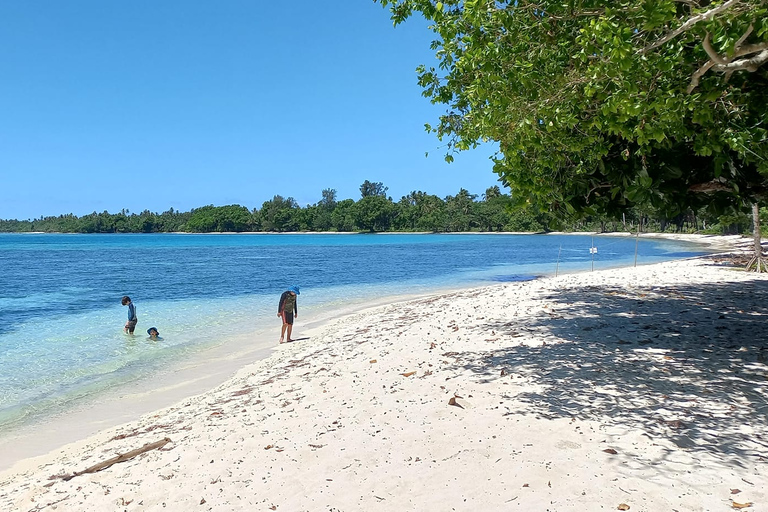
[456,263,768,466]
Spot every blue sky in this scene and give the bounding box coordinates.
[0,1,501,220]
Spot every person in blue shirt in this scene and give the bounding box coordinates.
[121,296,138,334]
[277,286,299,344]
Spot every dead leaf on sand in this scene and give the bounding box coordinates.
[731,489,742,495]
[500,369,506,377]
[618,504,630,511]
[264,444,274,450]
[401,371,416,377]
[732,502,753,509]
[448,394,469,409]
[522,483,529,488]
[603,448,618,455]
[200,498,206,505]
[430,342,436,349]
[664,420,685,429]
[370,359,377,364]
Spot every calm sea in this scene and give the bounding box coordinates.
[0,233,707,434]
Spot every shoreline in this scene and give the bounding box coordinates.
[0,287,457,474]
[0,232,725,470]
[2,236,767,510]
[4,230,760,244]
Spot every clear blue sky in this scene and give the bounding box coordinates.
[0,1,502,220]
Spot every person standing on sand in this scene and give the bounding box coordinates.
[122,296,137,334]
[277,286,299,344]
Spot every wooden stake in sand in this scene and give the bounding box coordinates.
[60,437,172,481]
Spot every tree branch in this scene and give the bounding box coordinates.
[712,49,768,72]
[687,34,768,92]
[689,180,731,193]
[687,60,716,93]
[702,32,728,64]
[639,0,741,55]
[734,23,754,50]
[59,438,172,481]
[732,41,768,59]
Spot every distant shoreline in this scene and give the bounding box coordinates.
[5,230,754,253]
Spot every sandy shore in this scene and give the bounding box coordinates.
[2,247,768,511]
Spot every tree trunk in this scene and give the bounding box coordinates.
[746,202,767,272]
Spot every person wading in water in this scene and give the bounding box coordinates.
[277,286,299,344]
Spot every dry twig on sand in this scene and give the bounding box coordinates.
[55,437,172,482]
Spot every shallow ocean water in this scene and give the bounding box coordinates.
[0,232,708,431]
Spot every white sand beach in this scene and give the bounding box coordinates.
[2,243,767,511]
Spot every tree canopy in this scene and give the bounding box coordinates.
[377,0,768,219]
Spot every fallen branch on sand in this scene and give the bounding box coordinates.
[55,437,172,481]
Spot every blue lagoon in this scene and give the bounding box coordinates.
[0,232,709,451]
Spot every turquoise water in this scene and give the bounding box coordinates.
[0,233,707,431]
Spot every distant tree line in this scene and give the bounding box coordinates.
[1,180,764,235]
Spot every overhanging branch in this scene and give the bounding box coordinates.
[687,60,716,93]
[702,32,728,64]
[639,0,741,55]
[712,49,768,72]
[686,26,768,91]
[688,180,731,193]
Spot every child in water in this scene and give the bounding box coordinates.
[122,296,137,334]
[147,327,162,340]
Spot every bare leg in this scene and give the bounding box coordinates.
[280,323,288,343]
[286,323,293,342]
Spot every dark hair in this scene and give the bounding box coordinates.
[121,296,131,305]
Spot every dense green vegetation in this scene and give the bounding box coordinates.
[377,0,767,221]
[1,181,764,234]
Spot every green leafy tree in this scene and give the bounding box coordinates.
[353,195,396,232]
[393,193,420,231]
[135,210,157,233]
[360,180,389,198]
[416,193,447,231]
[444,188,478,231]
[477,187,512,231]
[394,190,447,231]
[250,207,263,231]
[292,206,315,231]
[331,199,357,231]
[187,205,253,232]
[260,195,299,232]
[378,0,768,262]
[313,188,338,231]
[319,188,338,209]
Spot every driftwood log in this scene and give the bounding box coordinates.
[60,437,172,481]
